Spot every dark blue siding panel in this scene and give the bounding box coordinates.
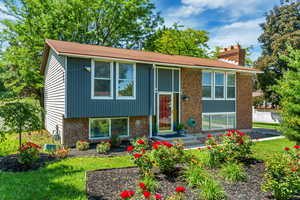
[66,57,153,118]
[158,69,172,91]
[202,100,236,113]
[173,70,179,92]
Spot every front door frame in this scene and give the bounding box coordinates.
[157,92,173,133]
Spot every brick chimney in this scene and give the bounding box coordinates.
[218,45,246,66]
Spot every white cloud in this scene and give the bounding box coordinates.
[208,18,264,48]
[0,2,15,21]
[168,0,278,19]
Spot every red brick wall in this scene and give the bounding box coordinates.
[129,116,149,138]
[63,118,89,147]
[62,116,149,146]
[181,68,202,133]
[236,72,253,129]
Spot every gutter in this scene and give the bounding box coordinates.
[57,52,263,74]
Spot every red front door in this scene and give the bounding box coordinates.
[158,94,172,132]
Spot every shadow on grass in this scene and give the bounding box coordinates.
[0,162,86,200]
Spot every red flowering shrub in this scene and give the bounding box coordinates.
[154,194,162,199]
[262,146,300,200]
[76,140,89,151]
[205,130,253,167]
[143,191,151,198]
[128,138,153,176]
[120,181,164,199]
[18,142,41,166]
[120,190,135,199]
[131,137,149,153]
[151,141,185,173]
[175,187,186,193]
[55,149,69,159]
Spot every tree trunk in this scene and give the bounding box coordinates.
[18,132,22,148]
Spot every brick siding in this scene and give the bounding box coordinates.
[181,68,202,133]
[62,116,149,146]
[236,72,253,129]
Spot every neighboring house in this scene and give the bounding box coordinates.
[40,40,260,146]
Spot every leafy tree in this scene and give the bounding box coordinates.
[255,0,300,107]
[0,0,163,109]
[144,24,209,58]
[0,93,42,147]
[275,47,300,145]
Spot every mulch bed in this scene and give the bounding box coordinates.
[0,153,55,172]
[69,146,127,158]
[220,159,272,200]
[86,160,299,200]
[87,166,199,200]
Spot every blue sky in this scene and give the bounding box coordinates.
[154,0,282,60]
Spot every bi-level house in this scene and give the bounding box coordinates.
[40,40,260,146]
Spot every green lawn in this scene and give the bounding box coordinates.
[0,157,133,200]
[0,132,295,200]
[252,122,280,129]
[0,131,59,156]
[252,138,295,160]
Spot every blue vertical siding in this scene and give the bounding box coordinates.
[202,100,236,113]
[66,57,153,118]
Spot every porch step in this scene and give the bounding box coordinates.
[152,134,207,147]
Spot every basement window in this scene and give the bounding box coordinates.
[89,118,129,139]
[202,113,236,131]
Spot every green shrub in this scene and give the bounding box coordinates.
[262,147,300,200]
[199,179,226,200]
[18,142,41,166]
[183,165,210,187]
[219,162,247,182]
[111,135,121,148]
[151,141,185,173]
[96,141,111,154]
[76,140,89,151]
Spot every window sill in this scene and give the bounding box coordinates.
[116,97,136,100]
[91,96,114,100]
[89,137,110,140]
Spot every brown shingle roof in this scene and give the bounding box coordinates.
[43,39,260,73]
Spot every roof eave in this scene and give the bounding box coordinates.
[57,52,262,74]
[40,43,50,75]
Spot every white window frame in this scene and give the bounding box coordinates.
[116,62,136,100]
[214,72,225,100]
[111,117,130,138]
[202,70,214,100]
[89,118,111,140]
[89,117,130,140]
[226,72,236,100]
[91,59,114,100]
[201,112,236,131]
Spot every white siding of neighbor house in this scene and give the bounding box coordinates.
[44,49,65,139]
